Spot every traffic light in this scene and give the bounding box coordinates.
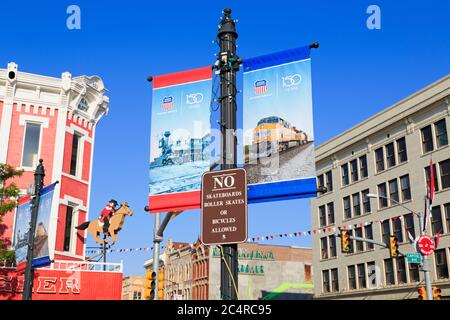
[144,268,156,300]
[389,235,399,257]
[433,286,442,300]
[158,268,165,300]
[418,287,426,300]
[341,230,351,253]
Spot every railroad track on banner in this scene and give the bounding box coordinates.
[151,173,201,194]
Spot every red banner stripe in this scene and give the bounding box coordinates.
[153,66,212,89]
[17,195,31,205]
[148,191,201,213]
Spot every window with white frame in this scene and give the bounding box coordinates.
[22,122,41,167]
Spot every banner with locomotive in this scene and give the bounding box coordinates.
[13,183,56,268]
[148,67,212,213]
[243,46,317,203]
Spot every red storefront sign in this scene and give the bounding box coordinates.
[0,267,122,300]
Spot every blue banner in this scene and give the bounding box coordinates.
[243,45,317,203]
[13,183,56,268]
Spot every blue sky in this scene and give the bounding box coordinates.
[1,0,449,275]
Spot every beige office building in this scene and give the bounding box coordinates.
[311,75,450,299]
[122,276,146,300]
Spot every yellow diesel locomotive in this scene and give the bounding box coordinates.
[253,116,307,156]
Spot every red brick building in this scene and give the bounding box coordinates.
[0,62,122,299]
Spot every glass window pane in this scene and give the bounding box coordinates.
[348,265,357,290]
[431,206,443,235]
[384,259,395,285]
[386,143,396,168]
[321,237,328,260]
[367,262,377,288]
[329,235,337,258]
[378,183,388,208]
[331,268,339,292]
[435,249,449,279]
[389,179,399,204]
[350,159,358,182]
[357,264,366,289]
[319,205,326,227]
[352,193,361,216]
[425,165,439,192]
[355,228,364,252]
[375,148,385,172]
[362,189,371,213]
[344,196,351,219]
[327,203,335,225]
[435,119,448,148]
[393,218,403,243]
[22,123,41,167]
[365,224,374,249]
[421,125,434,153]
[63,206,74,252]
[397,137,408,163]
[70,133,80,176]
[381,220,390,245]
[326,171,333,192]
[322,270,330,293]
[359,155,368,178]
[396,257,407,284]
[342,164,349,186]
[440,159,450,189]
[400,175,411,201]
[405,214,415,239]
[409,262,420,283]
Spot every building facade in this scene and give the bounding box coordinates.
[0,61,109,261]
[122,275,145,300]
[311,75,450,299]
[145,239,314,300]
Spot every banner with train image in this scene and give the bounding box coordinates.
[243,46,317,203]
[148,67,212,213]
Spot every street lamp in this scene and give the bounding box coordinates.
[366,193,420,217]
[366,192,433,300]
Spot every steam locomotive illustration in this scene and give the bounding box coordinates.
[251,116,308,157]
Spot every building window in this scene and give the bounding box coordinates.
[359,155,368,178]
[322,270,330,293]
[355,227,364,252]
[409,263,420,283]
[320,237,328,260]
[70,133,81,176]
[404,213,415,239]
[343,196,351,219]
[439,159,450,189]
[331,268,339,292]
[352,193,361,216]
[327,202,335,225]
[326,171,333,192]
[381,220,390,246]
[378,183,388,208]
[396,257,407,284]
[357,264,366,289]
[386,142,396,168]
[329,235,337,258]
[341,164,349,186]
[63,206,74,252]
[435,119,448,148]
[421,125,434,153]
[21,123,41,167]
[445,203,450,235]
[317,174,324,190]
[431,206,443,236]
[350,159,358,182]
[425,164,439,192]
[78,98,89,112]
[362,189,371,213]
[348,265,357,290]
[434,249,449,279]
[365,224,374,250]
[133,291,142,300]
[393,218,403,243]
[367,261,376,288]
[319,205,326,227]
[388,179,399,204]
[397,137,408,163]
[400,175,411,201]
[384,258,395,285]
[375,147,385,172]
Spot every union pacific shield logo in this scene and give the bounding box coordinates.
[162,96,174,110]
[254,80,268,94]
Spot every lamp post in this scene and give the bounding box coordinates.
[22,159,45,300]
[367,193,433,300]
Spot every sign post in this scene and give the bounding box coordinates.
[201,168,248,245]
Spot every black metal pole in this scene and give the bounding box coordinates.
[217,8,239,300]
[103,242,106,271]
[22,159,45,300]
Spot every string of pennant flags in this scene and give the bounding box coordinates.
[85,214,418,254]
